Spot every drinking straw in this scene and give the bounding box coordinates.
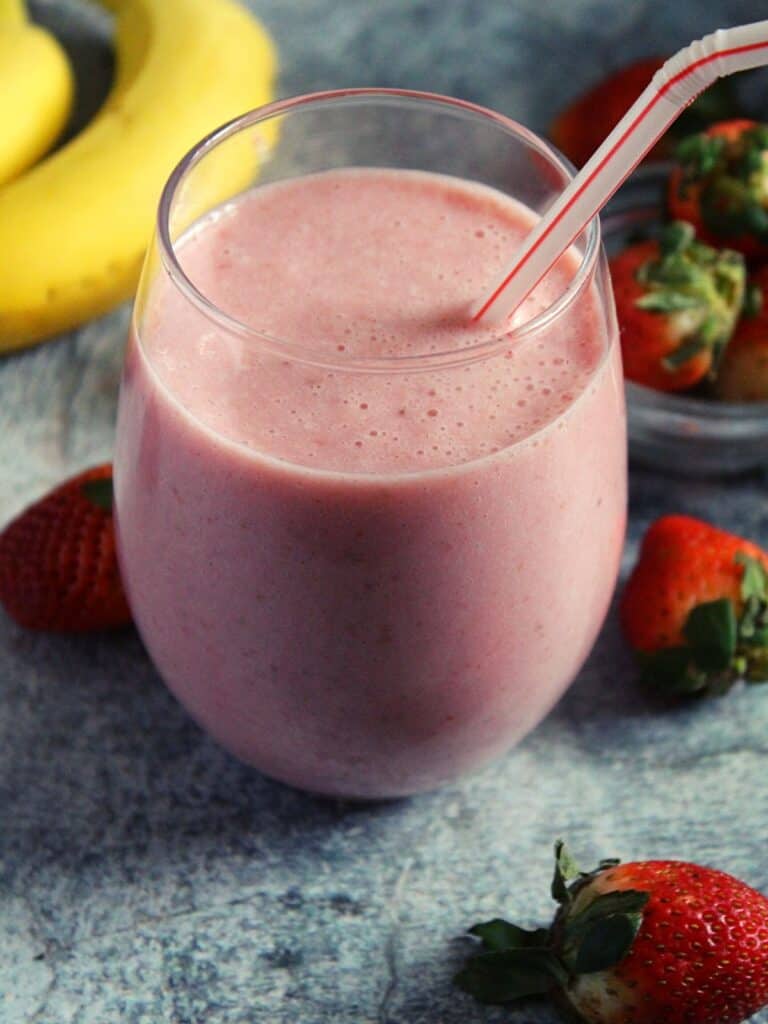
[473,20,768,324]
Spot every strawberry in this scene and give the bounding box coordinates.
[668,120,768,261]
[716,265,768,400]
[0,464,131,632]
[620,515,768,697]
[550,59,740,169]
[456,841,768,1024]
[610,221,745,391]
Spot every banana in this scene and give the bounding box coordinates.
[0,0,277,352]
[0,0,24,25]
[0,0,74,186]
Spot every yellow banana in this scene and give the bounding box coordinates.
[0,0,24,24]
[0,0,277,352]
[0,0,74,186]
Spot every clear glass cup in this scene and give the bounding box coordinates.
[114,90,626,798]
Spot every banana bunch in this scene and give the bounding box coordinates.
[0,0,277,353]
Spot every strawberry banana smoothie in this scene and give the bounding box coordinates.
[115,167,626,797]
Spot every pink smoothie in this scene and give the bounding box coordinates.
[114,168,626,797]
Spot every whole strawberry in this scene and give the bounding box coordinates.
[0,464,131,632]
[669,120,768,261]
[610,221,745,392]
[716,266,768,401]
[456,841,768,1024]
[621,515,768,697]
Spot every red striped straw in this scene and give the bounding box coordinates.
[473,20,768,325]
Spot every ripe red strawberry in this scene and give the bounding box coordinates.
[0,464,131,632]
[610,221,745,392]
[716,265,768,400]
[456,841,768,1024]
[668,120,768,261]
[620,515,768,697]
[550,59,740,169]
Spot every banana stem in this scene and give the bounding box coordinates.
[0,0,26,25]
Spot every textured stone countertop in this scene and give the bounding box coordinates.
[3,2,768,1022]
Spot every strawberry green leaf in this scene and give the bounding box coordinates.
[560,890,649,975]
[701,177,768,241]
[675,134,726,180]
[660,219,697,254]
[697,312,724,346]
[683,598,737,671]
[739,598,763,642]
[735,554,768,651]
[640,254,698,287]
[661,336,708,371]
[635,290,704,313]
[551,840,580,904]
[469,919,549,953]
[572,912,644,975]
[81,478,114,511]
[746,124,768,151]
[639,646,703,695]
[455,949,564,1004]
[736,552,768,602]
[744,145,765,175]
[565,890,650,937]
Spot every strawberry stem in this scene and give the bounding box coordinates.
[633,221,745,377]
[676,124,768,241]
[640,553,768,697]
[456,843,650,1007]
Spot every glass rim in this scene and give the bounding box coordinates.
[156,87,603,372]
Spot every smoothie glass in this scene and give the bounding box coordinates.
[114,90,626,798]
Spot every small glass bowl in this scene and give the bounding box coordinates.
[602,166,768,476]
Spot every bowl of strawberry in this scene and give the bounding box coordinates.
[602,118,768,476]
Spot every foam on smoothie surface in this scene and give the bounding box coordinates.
[143,168,604,473]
